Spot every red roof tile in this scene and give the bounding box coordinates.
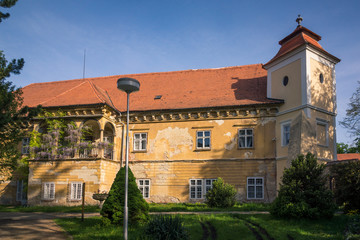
[21,64,282,112]
[337,153,360,161]
[264,26,340,68]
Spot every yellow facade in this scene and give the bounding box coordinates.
[0,23,341,206]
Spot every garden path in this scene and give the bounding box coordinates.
[0,212,98,240]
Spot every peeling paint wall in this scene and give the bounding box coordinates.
[27,159,120,206]
[129,117,276,161]
[130,159,277,203]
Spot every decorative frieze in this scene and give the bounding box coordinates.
[120,106,280,123]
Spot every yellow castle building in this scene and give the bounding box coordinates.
[0,19,340,206]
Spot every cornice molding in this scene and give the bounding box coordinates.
[121,106,280,123]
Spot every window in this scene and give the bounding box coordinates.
[22,137,30,154]
[281,122,291,146]
[316,119,328,146]
[70,182,83,200]
[283,76,289,86]
[16,180,27,202]
[238,129,253,148]
[204,179,216,196]
[43,182,55,200]
[133,133,147,151]
[319,73,324,83]
[138,179,150,198]
[190,178,216,199]
[196,130,211,149]
[247,177,264,199]
[190,179,203,199]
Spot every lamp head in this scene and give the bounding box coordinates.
[117,78,140,93]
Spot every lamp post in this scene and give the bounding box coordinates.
[117,77,140,240]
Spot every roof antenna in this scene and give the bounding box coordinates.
[296,14,303,26]
[82,49,86,79]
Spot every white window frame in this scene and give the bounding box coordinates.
[238,129,254,148]
[70,182,83,201]
[133,133,147,151]
[43,182,55,200]
[247,177,264,200]
[189,178,216,199]
[196,130,211,150]
[22,137,30,154]
[316,119,329,147]
[137,179,150,198]
[281,121,291,146]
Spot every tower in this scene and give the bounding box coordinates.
[263,16,341,187]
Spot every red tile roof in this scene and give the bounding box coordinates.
[337,153,360,161]
[263,26,340,68]
[21,64,282,112]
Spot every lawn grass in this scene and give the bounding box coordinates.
[148,202,271,212]
[56,213,350,240]
[0,205,100,213]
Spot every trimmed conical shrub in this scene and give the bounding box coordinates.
[101,167,149,225]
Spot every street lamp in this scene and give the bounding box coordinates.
[117,77,140,240]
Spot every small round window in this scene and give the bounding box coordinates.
[319,73,324,83]
[283,76,289,86]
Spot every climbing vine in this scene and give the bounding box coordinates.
[29,111,112,160]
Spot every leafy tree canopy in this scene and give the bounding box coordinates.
[330,161,360,213]
[337,140,360,154]
[0,0,17,22]
[0,0,41,179]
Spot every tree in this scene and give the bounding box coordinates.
[100,167,149,225]
[0,0,41,178]
[337,140,360,154]
[0,0,18,22]
[330,161,360,213]
[270,153,336,219]
[340,81,360,138]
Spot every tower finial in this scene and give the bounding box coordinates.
[296,14,303,26]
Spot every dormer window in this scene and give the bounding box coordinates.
[154,95,162,100]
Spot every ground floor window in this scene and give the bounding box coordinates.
[43,182,55,200]
[137,179,150,198]
[16,180,27,202]
[247,177,264,199]
[70,182,83,200]
[190,178,217,199]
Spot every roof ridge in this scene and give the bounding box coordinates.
[39,81,88,105]
[22,64,264,88]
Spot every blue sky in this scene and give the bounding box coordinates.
[1,0,359,145]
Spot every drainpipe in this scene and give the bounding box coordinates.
[119,121,125,167]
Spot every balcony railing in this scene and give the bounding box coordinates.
[32,142,113,160]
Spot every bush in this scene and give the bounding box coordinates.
[100,167,149,225]
[271,153,336,219]
[205,177,236,208]
[330,161,360,213]
[144,215,189,240]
